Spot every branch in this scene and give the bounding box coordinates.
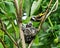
[14,0,19,18]
[14,0,26,48]
[46,0,58,19]
[0,19,18,47]
[28,40,33,48]
[4,31,18,46]
[0,38,7,48]
[38,0,52,31]
[19,0,26,48]
[52,0,58,12]
[28,0,52,48]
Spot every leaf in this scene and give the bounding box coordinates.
[0,29,4,40]
[22,17,31,24]
[4,1,15,14]
[33,22,39,28]
[0,1,5,9]
[11,21,19,39]
[24,0,34,16]
[34,35,39,44]
[0,7,6,15]
[31,0,42,15]
[0,1,16,20]
[4,35,13,48]
[0,43,4,48]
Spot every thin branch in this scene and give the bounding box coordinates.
[46,0,58,18]
[17,39,20,44]
[5,31,18,46]
[14,0,19,17]
[0,19,18,47]
[0,38,7,48]
[14,0,26,48]
[19,0,26,48]
[28,40,33,48]
[48,17,53,27]
[38,0,52,31]
[52,0,58,12]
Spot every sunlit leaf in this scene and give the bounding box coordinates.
[0,43,4,48]
[31,0,42,15]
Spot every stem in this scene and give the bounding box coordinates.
[5,31,18,46]
[14,0,26,48]
[0,19,18,47]
[46,0,58,18]
[48,17,55,36]
[52,0,58,12]
[19,0,26,47]
[19,23,26,48]
[38,0,52,31]
[28,40,33,48]
[0,38,7,48]
[14,0,19,17]
[48,17,53,27]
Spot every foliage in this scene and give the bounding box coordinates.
[0,0,60,48]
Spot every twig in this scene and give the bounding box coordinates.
[38,0,52,31]
[0,19,18,47]
[14,0,26,48]
[0,38,7,48]
[48,17,53,27]
[28,40,33,48]
[17,39,20,44]
[46,0,58,18]
[14,0,19,17]
[5,31,18,46]
[52,0,58,12]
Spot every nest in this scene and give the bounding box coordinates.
[22,22,37,43]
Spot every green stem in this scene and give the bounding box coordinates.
[48,17,56,37]
[48,17,53,27]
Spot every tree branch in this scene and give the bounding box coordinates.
[14,0,19,18]
[0,19,18,47]
[46,0,58,18]
[4,31,18,46]
[0,38,7,48]
[14,0,26,48]
[52,0,58,12]
[28,40,33,48]
[19,0,26,48]
[38,0,52,31]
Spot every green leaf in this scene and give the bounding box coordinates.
[34,35,39,44]
[11,21,19,39]
[24,0,34,16]
[4,35,13,48]
[33,22,39,28]
[0,29,4,40]
[0,43,4,48]
[0,30,4,36]
[31,0,42,15]
[0,7,6,15]
[22,17,31,24]
[4,1,15,14]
